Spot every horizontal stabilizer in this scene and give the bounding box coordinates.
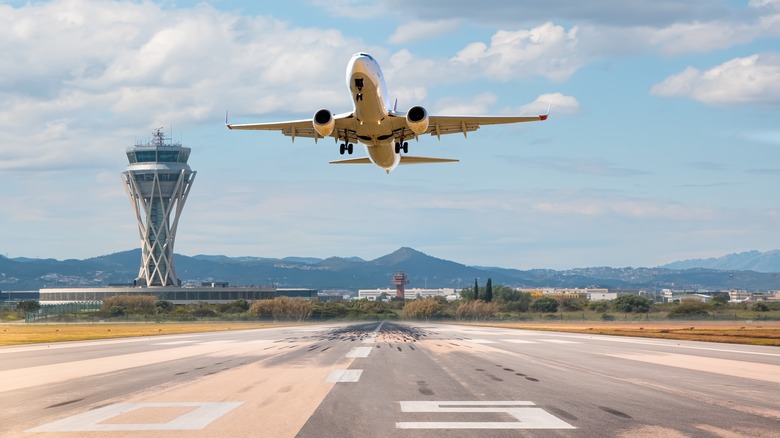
[329,157,373,165]
[329,156,459,166]
[399,156,459,165]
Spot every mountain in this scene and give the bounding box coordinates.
[661,250,780,273]
[1,248,778,292]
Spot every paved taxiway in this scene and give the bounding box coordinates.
[1,322,778,437]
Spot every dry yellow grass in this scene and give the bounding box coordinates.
[458,321,780,346]
[0,322,302,346]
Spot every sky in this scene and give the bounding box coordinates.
[0,0,779,270]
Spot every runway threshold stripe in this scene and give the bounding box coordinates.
[325,369,363,383]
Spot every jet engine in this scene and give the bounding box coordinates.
[313,109,335,137]
[405,105,429,135]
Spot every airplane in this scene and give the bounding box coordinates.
[227,52,548,174]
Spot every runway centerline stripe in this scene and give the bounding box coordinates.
[346,347,373,358]
[325,369,363,383]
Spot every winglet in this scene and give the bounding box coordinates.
[225,110,233,130]
[539,101,552,121]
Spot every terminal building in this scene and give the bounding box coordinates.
[38,130,316,304]
[358,287,457,301]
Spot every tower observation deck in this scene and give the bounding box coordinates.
[121,129,196,286]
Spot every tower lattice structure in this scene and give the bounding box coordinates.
[121,129,196,286]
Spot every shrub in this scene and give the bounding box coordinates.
[612,295,652,313]
[455,300,498,320]
[403,298,442,319]
[752,302,770,312]
[668,301,710,319]
[589,301,609,312]
[103,295,156,314]
[531,297,559,313]
[250,297,312,321]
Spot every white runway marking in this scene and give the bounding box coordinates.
[467,339,497,344]
[27,402,242,432]
[396,401,575,430]
[540,339,578,344]
[326,369,363,383]
[153,341,196,345]
[502,339,538,344]
[606,352,780,384]
[346,347,373,358]
[362,337,376,344]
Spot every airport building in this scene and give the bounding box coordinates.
[358,287,457,301]
[37,130,317,304]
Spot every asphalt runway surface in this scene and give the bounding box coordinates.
[1,321,778,437]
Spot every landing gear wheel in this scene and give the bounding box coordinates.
[339,143,346,155]
[394,142,401,154]
[402,142,409,153]
[347,143,354,154]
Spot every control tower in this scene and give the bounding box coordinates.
[121,129,196,286]
[391,271,409,299]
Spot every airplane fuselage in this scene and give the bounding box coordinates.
[346,53,400,172]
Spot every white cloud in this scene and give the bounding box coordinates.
[311,0,384,19]
[519,93,579,116]
[451,22,583,82]
[650,54,780,105]
[532,198,712,221]
[388,19,459,44]
[0,0,362,172]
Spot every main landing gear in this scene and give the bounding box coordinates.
[339,143,354,155]
[394,141,408,154]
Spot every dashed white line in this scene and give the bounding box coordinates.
[346,347,373,358]
[326,370,363,383]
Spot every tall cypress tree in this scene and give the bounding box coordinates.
[473,278,479,301]
[485,278,493,302]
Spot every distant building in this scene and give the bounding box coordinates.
[275,288,318,301]
[358,287,456,301]
[39,285,274,305]
[588,291,618,301]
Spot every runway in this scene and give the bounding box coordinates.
[1,322,778,437]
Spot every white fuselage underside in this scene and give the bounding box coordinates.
[346,54,400,172]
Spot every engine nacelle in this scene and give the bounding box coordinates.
[312,109,335,137]
[405,105,429,136]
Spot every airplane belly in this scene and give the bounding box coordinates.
[367,142,399,170]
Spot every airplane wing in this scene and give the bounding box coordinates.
[387,111,548,142]
[424,114,547,140]
[226,112,358,142]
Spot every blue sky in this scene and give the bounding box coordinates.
[0,0,778,269]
